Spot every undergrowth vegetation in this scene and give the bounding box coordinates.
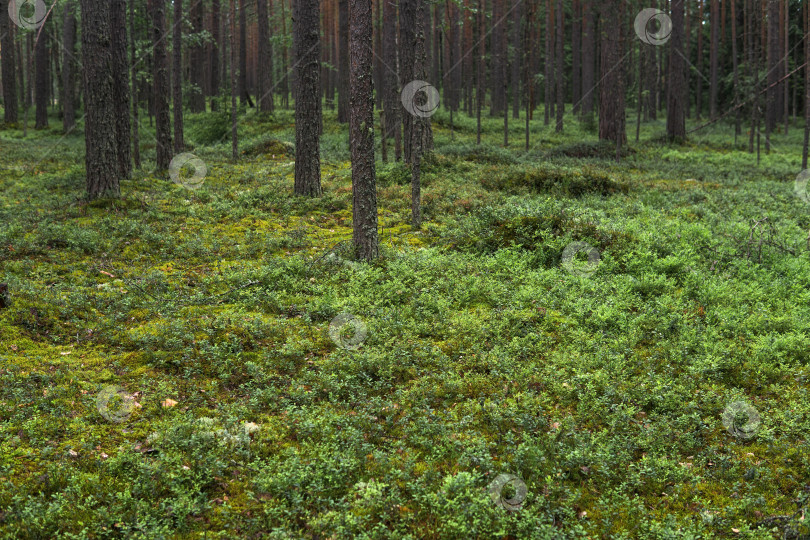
[1,106,809,539]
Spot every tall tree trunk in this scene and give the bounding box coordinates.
[572,0,581,113]
[373,0,382,110]
[476,0,484,143]
[293,0,322,196]
[732,0,740,138]
[782,0,788,134]
[349,0,379,259]
[581,0,594,118]
[112,0,131,179]
[337,0,349,122]
[173,0,184,153]
[803,0,809,168]
[766,0,778,151]
[34,16,49,128]
[555,0,563,132]
[411,0,430,228]
[0,0,18,123]
[230,0,238,157]
[257,0,275,112]
[511,0,521,119]
[152,0,172,171]
[697,0,704,119]
[710,0,719,119]
[81,0,119,198]
[544,0,552,124]
[130,0,140,167]
[599,0,625,144]
[400,0,415,161]
[239,0,252,106]
[280,0,289,107]
[61,0,76,132]
[490,0,504,116]
[211,0,221,111]
[667,0,686,140]
[382,0,400,160]
[190,0,206,112]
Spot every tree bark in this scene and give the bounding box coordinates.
[766,0,778,151]
[349,0,379,259]
[34,16,49,128]
[293,0,322,196]
[572,0,580,113]
[211,0,221,111]
[190,0,206,112]
[0,0,18,123]
[599,0,625,144]
[581,0,594,118]
[239,0,252,106]
[230,0,238,157]
[511,0,521,119]
[555,0,563,132]
[400,0,415,161]
[710,0,719,120]
[112,0,131,179]
[61,0,76,132]
[152,0,172,171]
[337,0,349,122]
[667,0,686,140]
[130,0,140,167]
[81,0,119,198]
[696,0,703,119]
[173,0,184,153]
[803,0,809,168]
[257,0,275,112]
[490,0,505,116]
[382,0,400,160]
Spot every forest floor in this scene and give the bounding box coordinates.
[1,106,810,539]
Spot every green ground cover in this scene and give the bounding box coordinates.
[1,106,809,538]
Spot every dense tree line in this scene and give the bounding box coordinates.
[1,0,810,260]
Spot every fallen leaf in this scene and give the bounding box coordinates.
[161,398,178,408]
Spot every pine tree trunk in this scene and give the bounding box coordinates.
[599,0,625,143]
[152,0,172,171]
[766,0,778,151]
[555,0,563,132]
[382,0,400,160]
[173,0,184,153]
[230,0,238,158]
[349,0,379,259]
[511,0,521,119]
[211,0,221,111]
[400,0,415,161]
[581,0,594,118]
[112,0,132,179]
[710,0,719,120]
[293,0,322,196]
[572,0,581,113]
[697,0,703,119]
[257,0,275,112]
[476,0,484,143]
[61,0,76,132]
[337,0,349,122]
[81,0,119,199]
[130,0,140,167]
[34,17,49,129]
[544,0,551,124]
[0,0,18,123]
[239,0,252,106]
[732,0,740,138]
[803,0,809,168]
[190,0,206,112]
[667,0,687,141]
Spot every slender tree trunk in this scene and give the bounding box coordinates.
[783,0,788,134]
[211,0,221,111]
[511,0,521,119]
[400,0,415,161]
[152,0,172,171]
[293,0,322,196]
[667,0,686,141]
[411,0,430,229]
[766,0,778,151]
[280,0,290,107]
[190,0,206,112]
[373,0,382,110]
[112,0,132,179]
[697,0,703,119]
[338,0,349,122]
[173,0,184,153]
[230,0,238,158]
[555,0,563,132]
[599,0,625,144]
[129,0,140,167]
[710,0,719,120]
[257,0,275,112]
[476,0,483,144]
[34,16,49,129]
[581,0,594,118]
[544,0,551,124]
[61,1,76,132]
[490,0,505,116]
[572,0,581,113]
[803,0,809,168]
[0,0,18,123]
[382,0,400,160]
[81,0,119,198]
[239,0,253,106]
[349,0,379,258]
